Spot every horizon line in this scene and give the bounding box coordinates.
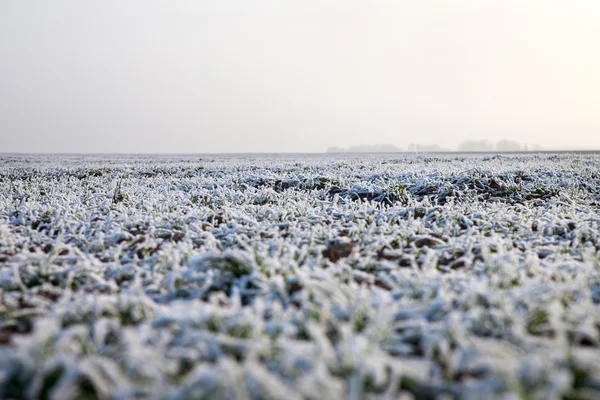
[3,149,600,156]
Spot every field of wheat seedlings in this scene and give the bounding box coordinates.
[1,153,600,399]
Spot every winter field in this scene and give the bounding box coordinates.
[2,153,600,399]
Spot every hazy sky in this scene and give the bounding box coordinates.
[1,1,599,153]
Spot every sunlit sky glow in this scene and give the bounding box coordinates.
[1,1,599,153]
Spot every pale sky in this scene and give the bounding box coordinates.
[1,1,599,153]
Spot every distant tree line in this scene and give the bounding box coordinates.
[455,139,544,152]
[326,139,544,153]
[326,144,403,153]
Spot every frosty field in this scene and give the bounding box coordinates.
[2,153,600,399]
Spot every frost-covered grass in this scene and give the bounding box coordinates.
[1,153,600,399]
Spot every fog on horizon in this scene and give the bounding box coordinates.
[1,1,599,153]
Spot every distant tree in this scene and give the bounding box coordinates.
[456,140,494,152]
[327,144,402,153]
[408,143,451,152]
[531,144,544,151]
[495,139,524,152]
